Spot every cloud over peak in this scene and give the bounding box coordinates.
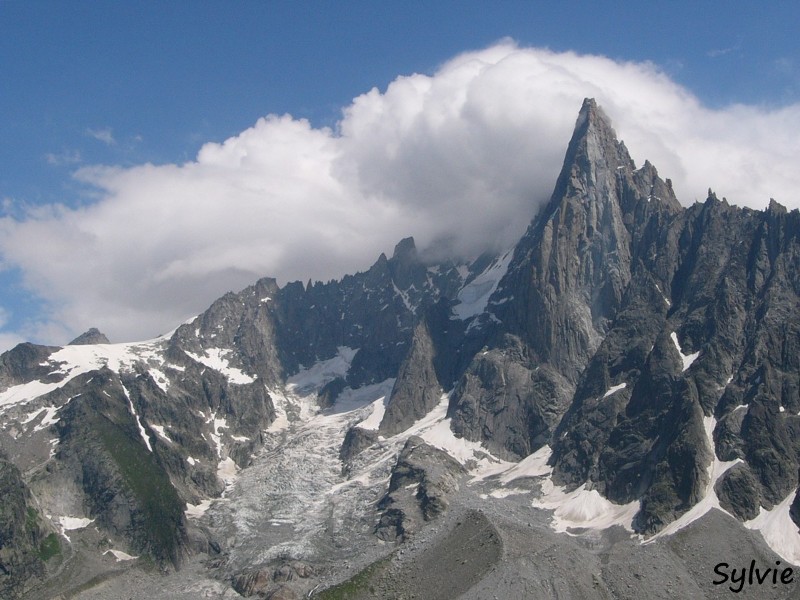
[2,42,799,347]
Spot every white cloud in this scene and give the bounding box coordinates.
[0,307,24,352]
[86,127,116,145]
[0,333,24,353]
[45,149,82,166]
[1,42,799,346]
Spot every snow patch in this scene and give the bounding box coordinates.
[186,499,213,518]
[494,445,552,485]
[105,549,138,561]
[392,394,510,478]
[60,516,94,530]
[603,382,627,398]
[150,424,173,444]
[33,406,60,432]
[49,337,166,373]
[392,283,414,313]
[286,346,358,394]
[535,482,640,533]
[202,412,240,490]
[670,332,700,371]
[185,348,255,384]
[1,337,170,413]
[53,515,94,542]
[123,387,152,452]
[48,437,59,458]
[483,445,640,534]
[745,490,800,565]
[648,417,741,541]
[655,284,671,307]
[358,395,388,431]
[206,413,228,457]
[265,389,291,433]
[122,386,153,452]
[452,249,514,320]
[21,405,61,432]
[218,456,239,490]
[489,487,530,499]
[0,377,84,411]
[148,368,170,393]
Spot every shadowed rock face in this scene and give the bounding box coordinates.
[447,98,800,534]
[0,452,46,599]
[53,370,189,566]
[448,334,571,461]
[379,320,442,436]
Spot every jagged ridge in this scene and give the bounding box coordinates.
[0,98,798,597]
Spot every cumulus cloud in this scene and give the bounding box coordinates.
[1,41,799,347]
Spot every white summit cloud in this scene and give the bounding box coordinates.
[1,41,799,348]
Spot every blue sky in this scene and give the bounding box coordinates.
[1,1,799,349]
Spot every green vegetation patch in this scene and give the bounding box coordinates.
[25,507,39,533]
[38,533,61,561]
[95,416,184,563]
[316,556,391,600]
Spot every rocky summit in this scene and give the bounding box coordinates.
[1,99,798,599]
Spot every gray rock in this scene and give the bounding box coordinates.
[715,462,761,521]
[449,334,571,461]
[0,450,46,599]
[379,320,443,435]
[375,437,465,541]
[339,426,379,464]
[68,328,110,345]
[53,370,189,566]
[317,377,347,408]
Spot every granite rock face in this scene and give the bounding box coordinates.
[0,451,46,599]
[375,436,465,541]
[53,369,189,566]
[444,99,800,536]
[448,334,571,461]
[379,320,443,436]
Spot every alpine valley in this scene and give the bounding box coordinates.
[1,99,799,599]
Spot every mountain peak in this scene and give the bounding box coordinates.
[68,327,110,345]
[576,97,609,129]
[566,97,631,173]
[392,237,417,262]
[535,99,635,228]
